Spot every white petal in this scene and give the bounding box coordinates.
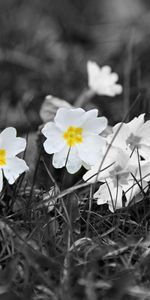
[128,114,145,133]
[52,146,69,169]
[87,62,110,95]
[132,161,150,182]
[3,157,29,184]
[87,61,101,88]
[82,161,91,170]
[138,120,150,146]
[0,127,17,140]
[0,169,3,192]
[122,179,148,205]
[52,146,82,174]
[54,108,85,130]
[83,164,101,183]
[83,116,108,134]
[101,65,112,74]
[107,123,131,150]
[110,72,119,82]
[105,84,123,96]
[0,127,26,157]
[42,122,65,154]
[83,146,128,183]
[82,109,98,120]
[123,180,139,204]
[114,148,131,169]
[43,139,64,155]
[77,135,106,166]
[107,115,144,148]
[66,147,82,174]
[139,144,150,160]
[83,156,115,184]
[42,122,61,138]
[94,181,123,212]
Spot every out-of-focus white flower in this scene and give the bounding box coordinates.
[0,127,29,192]
[40,95,72,123]
[83,146,150,212]
[87,61,123,97]
[107,114,150,160]
[42,108,107,174]
[84,113,150,212]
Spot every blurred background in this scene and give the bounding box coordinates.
[0,0,150,132]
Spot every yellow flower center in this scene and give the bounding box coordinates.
[63,126,83,147]
[0,149,6,166]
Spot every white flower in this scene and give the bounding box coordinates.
[42,108,107,174]
[87,61,122,97]
[0,127,29,191]
[83,146,150,212]
[83,147,128,183]
[107,114,150,160]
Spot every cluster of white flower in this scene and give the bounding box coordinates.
[0,61,122,194]
[83,115,150,212]
[2,60,150,214]
[41,61,150,212]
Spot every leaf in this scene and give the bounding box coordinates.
[67,193,80,228]
[62,193,80,241]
